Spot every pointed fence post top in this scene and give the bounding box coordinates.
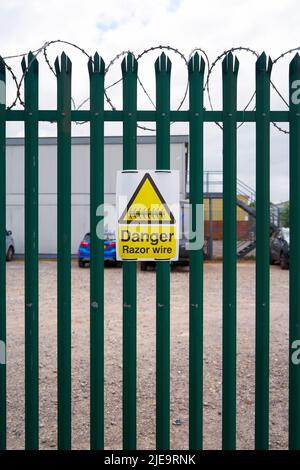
[155,52,171,74]
[256,52,272,74]
[0,57,5,106]
[222,51,239,75]
[121,52,138,75]
[188,52,205,74]
[290,52,300,76]
[289,53,300,108]
[88,52,105,76]
[21,51,39,75]
[0,57,5,82]
[54,52,72,75]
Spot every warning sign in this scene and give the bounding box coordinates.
[116,170,179,261]
[119,173,175,224]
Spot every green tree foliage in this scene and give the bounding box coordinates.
[280,201,289,227]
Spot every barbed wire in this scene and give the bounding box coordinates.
[2,40,300,134]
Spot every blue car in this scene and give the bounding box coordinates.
[78,232,117,268]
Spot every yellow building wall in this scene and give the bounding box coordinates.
[204,195,249,221]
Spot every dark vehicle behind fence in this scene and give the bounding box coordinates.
[270,227,289,269]
[6,230,15,261]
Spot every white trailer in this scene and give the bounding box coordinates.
[6,135,188,255]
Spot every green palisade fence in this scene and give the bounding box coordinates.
[0,58,6,450]
[122,52,138,450]
[55,53,72,450]
[289,53,300,450]
[0,50,299,450]
[88,52,105,450]
[155,52,171,451]
[188,52,204,451]
[222,52,238,450]
[22,52,39,450]
[255,52,272,450]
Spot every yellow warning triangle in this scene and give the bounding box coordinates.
[119,173,175,224]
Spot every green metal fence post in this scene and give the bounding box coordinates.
[255,52,272,450]
[22,52,39,450]
[289,53,300,450]
[188,53,205,450]
[55,52,72,450]
[222,52,239,450]
[121,53,138,450]
[0,58,6,450]
[155,53,171,450]
[88,53,105,450]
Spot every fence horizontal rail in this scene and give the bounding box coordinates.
[2,110,291,122]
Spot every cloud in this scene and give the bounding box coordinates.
[167,0,183,13]
[97,20,119,33]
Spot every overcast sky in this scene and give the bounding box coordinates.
[1,0,299,202]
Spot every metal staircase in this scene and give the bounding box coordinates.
[187,171,281,259]
[236,194,280,258]
[236,197,256,217]
[237,240,257,258]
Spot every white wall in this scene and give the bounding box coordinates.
[6,137,187,255]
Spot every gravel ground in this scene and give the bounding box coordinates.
[6,260,289,450]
